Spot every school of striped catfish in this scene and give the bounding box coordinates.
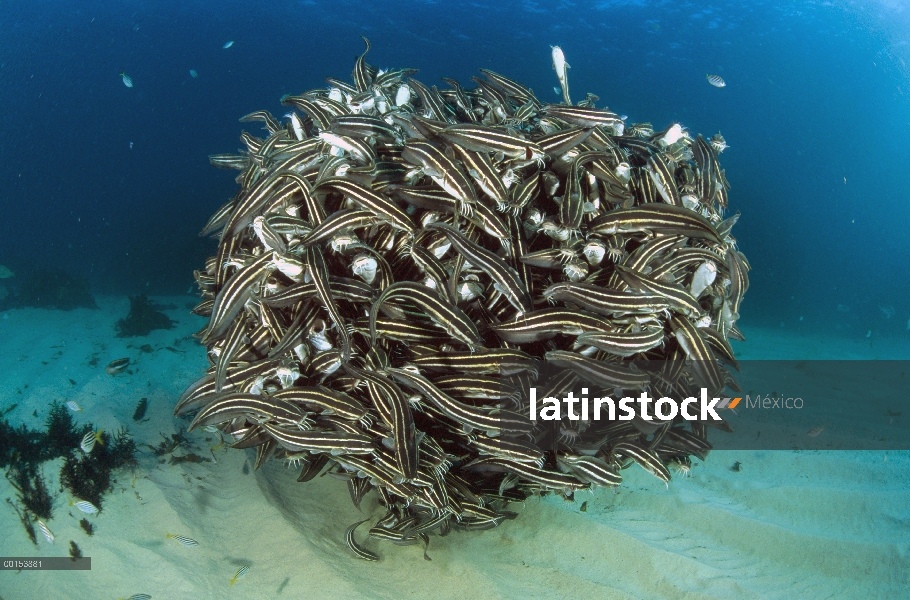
[176,39,749,560]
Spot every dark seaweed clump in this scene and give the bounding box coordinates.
[69,541,82,560]
[5,268,98,310]
[149,428,188,456]
[6,462,54,520]
[60,428,138,509]
[0,418,45,469]
[44,400,91,460]
[79,518,94,536]
[6,497,37,545]
[2,406,70,543]
[115,295,175,337]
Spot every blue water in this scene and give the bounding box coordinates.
[1,0,909,334]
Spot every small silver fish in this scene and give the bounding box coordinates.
[65,400,82,412]
[69,499,99,515]
[229,565,250,586]
[551,45,570,105]
[166,532,199,547]
[223,40,234,49]
[118,595,152,600]
[706,74,726,88]
[120,71,133,88]
[36,519,54,543]
[286,112,304,141]
[189,69,198,78]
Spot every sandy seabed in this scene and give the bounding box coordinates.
[0,296,908,600]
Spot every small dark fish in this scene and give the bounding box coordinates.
[132,398,149,421]
[105,358,130,375]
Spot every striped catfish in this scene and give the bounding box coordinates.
[386,367,506,437]
[556,454,622,487]
[188,393,306,431]
[314,177,414,233]
[543,281,670,317]
[331,115,398,142]
[544,350,651,391]
[239,109,282,134]
[437,124,544,164]
[409,348,535,376]
[466,456,590,493]
[353,316,453,343]
[425,222,531,313]
[406,78,453,122]
[669,313,726,396]
[536,127,595,157]
[370,281,482,350]
[203,252,275,344]
[468,434,545,466]
[305,246,351,361]
[270,386,368,423]
[589,204,724,245]
[478,69,539,105]
[611,441,671,484]
[541,105,624,129]
[490,308,616,344]
[451,144,510,211]
[614,265,703,317]
[345,519,379,561]
[344,365,418,481]
[260,422,374,456]
[433,374,519,403]
[576,326,666,358]
[214,317,251,392]
[401,140,476,214]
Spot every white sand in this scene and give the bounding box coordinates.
[0,297,908,599]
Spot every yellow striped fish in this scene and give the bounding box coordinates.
[36,519,54,543]
[69,498,99,515]
[80,429,104,453]
[229,565,250,586]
